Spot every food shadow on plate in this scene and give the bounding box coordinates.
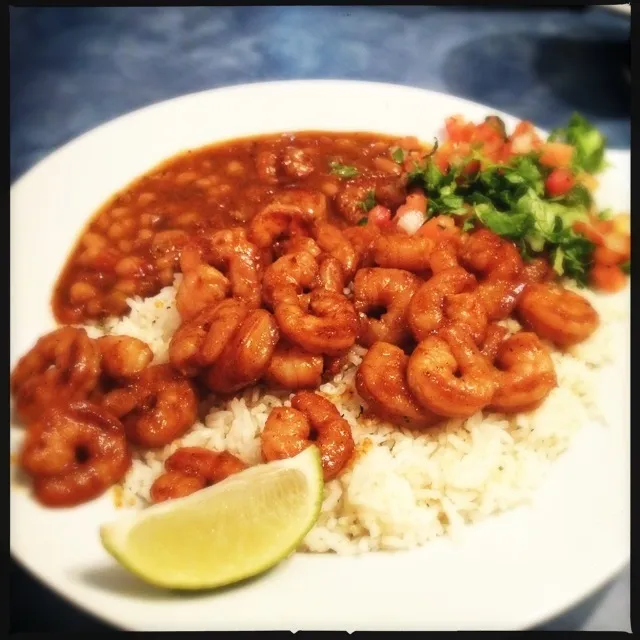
[441,33,630,126]
[9,457,31,491]
[75,558,285,601]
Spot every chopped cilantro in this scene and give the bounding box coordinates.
[620,260,630,274]
[555,183,592,209]
[357,217,368,226]
[474,201,534,239]
[391,147,405,164]
[359,189,377,212]
[548,113,607,174]
[461,218,476,233]
[329,161,359,179]
[399,113,611,287]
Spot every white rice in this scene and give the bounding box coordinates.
[90,277,629,554]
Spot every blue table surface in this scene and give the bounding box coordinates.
[9,5,630,632]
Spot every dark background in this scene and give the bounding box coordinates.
[9,5,631,632]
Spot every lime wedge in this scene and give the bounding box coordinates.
[100,446,323,590]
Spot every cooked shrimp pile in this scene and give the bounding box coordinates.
[11,125,629,510]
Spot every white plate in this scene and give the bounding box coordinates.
[10,81,630,631]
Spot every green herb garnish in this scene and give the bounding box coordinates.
[329,162,359,179]
[620,260,630,274]
[548,113,607,174]
[403,113,609,286]
[391,147,405,164]
[357,217,368,226]
[359,190,377,212]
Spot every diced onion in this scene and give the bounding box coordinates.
[395,209,424,235]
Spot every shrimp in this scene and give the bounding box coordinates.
[343,223,382,268]
[408,267,487,343]
[516,282,599,347]
[275,289,359,356]
[459,229,522,281]
[181,227,262,309]
[149,471,205,503]
[374,233,434,272]
[96,335,153,380]
[356,342,440,429]
[248,200,317,250]
[475,279,526,322]
[261,391,354,481]
[277,235,322,260]
[428,240,460,274]
[175,264,230,321]
[315,255,346,294]
[354,268,421,347]
[205,309,280,394]
[262,251,318,309]
[322,352,350,380]
[336,178,405,225]
[458,229,526,320]
[264,341,324,390]
[169,299,248,376]
[312,223,358,280]
[521,257,555,284]
[11,327,101,424]
[336,180,379,225]
[19,401,130,507]
[487,332,557,413]
[101,364,198,448]
[406,325,498,418]
[272,189,327,219]
[480,323,510,362]
[165,447,247,482]
[150,447,247,503]
[270,230,347,295]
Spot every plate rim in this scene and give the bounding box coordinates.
[10,79,630,631]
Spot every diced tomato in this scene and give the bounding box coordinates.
[433,151,450,173]
[612,213,631,236]
[589,264,627,292]
[368,205,393,228]
[601,232,631,263]
[509,121,542,154]
[510,132,535,155]
[545,168,575,197]
[594,245,624,267]
[445,116,476,143]
[539,142,574,169]
[445,142,472,168]
[397,136,421,151]
[403,192,428,213]
[594,218,615,235]
[417,215,460,244]
[511,121,539,141]
[573,220,607,246]
[462,159,481,176]
[474,121,504,146]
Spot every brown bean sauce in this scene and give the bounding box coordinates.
[52,131,411,323]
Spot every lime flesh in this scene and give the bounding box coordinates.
[100,446,323,590]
